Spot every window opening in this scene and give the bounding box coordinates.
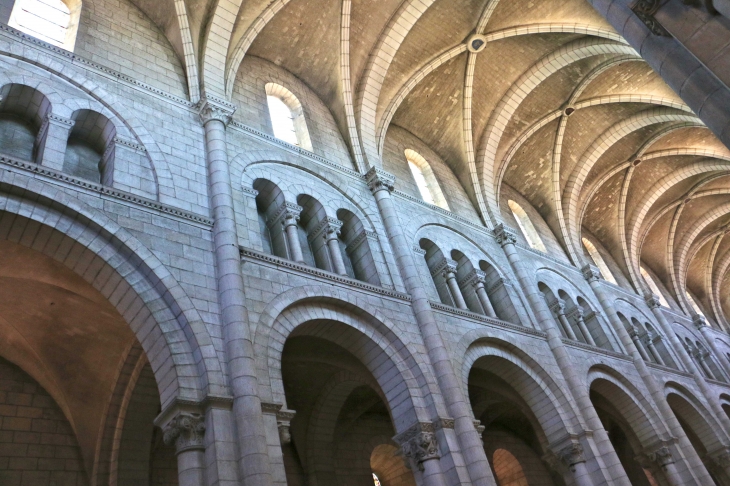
[372,473,381,486]
[405,149,449,210]
[582,237,617,285]
[9,0,77,50]
[264,83,312,150]
[640,266,669,307]
[685,290,705,318]
[508,200,546,252]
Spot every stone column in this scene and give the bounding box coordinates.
[434,258,468,310]
[271,202,304,263]
[324,222,348,275]
[629,327,652,362]
[199,96,272,486]
[461,269,496,318]
[646,294,730,434]
[366,167,495,486]
[549,299,578,341]
[697,347,719,381]
[645,332,666,366]
[495,225,629,485]
[572,307,596,347]
[163,412,206,486]
[583,264,717,484]
[36,113,74,171]
[694,314,730,378]
[644,445,684,486]
[395,423,446,486]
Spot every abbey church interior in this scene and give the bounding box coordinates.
[0,0,730,484]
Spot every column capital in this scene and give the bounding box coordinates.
[692,314,708,330]
[644,293,663,309]
[365,167,396,194]
[494,223,518,247]
[310,216,343,241]
[198,94,236,126]
[646,445,674,468]
[458,268,486,288]
[549,298,566,316]
[431,258,458,278]
[269,202,303,227]
[556,442,586,472]
[393,422,440,471]
[162,412,206,454]
[581,264,602,283]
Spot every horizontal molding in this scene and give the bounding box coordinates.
[241,248,411,301]
[428,300,547,338]
[0,154,213,227]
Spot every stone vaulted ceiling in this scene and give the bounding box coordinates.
[128,0,730,323]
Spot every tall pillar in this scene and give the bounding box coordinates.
[434,258,468,310]
[694,314,730,378]
[549,299,578,341]
[163,412,207,486]
[36,113,74,171]
[199,96,272,486]
[583,263,717,484]
[494,225,629,485]
[462,269,497,318]
[645,294,730,435]
[366,167,496,486]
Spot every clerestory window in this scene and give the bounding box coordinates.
[640,266,669,307]
[405,149,449,210]
[265,83,312,150]
[685,290,706,318]
[582,237,617,285]
[508,200,546,252]
[9,0,79,51]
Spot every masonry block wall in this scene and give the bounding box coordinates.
[0,0,729,485]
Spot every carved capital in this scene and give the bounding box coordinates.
[198,95,236,126]
[163,412,206,454]
[365,167,396,194]
[581,264,602,283]
[394,423,440,471]
[549,299,566,316]
[644,293,663,309]
[269,202,303,227]
[309,216,343,241]
[431,258,458,279]
[494,224,518,247]
[647,446,674,468]
[276,409,296,445]
[631,0,672,36]
[692,314,708,330]
[556,442,586,471]
[458,268,486,288]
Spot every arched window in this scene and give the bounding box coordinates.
[405,149,449,210]
[685,290,706,318]
[372,473,381,486]
[492,449,529,486]
[9,0,80,51]
[582,237,617,285]
[265,83,312,150]
[640,266,669,307]
[508,200,546,252]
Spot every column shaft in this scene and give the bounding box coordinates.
[177,449,206,486]
[445,272,468,310]
[201,105,272,486]
[557,313,578,341]
[283,217,305,263]
[475,283,497,318]
[368,170,496,486]
[576,316,596,347]
[326,232,348,275]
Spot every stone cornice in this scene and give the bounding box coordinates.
[428,301,547,338]
[241,247,411,301]
[0,153,213,227]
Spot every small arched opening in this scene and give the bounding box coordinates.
[64,109,116,184]
[0,83,51,161]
